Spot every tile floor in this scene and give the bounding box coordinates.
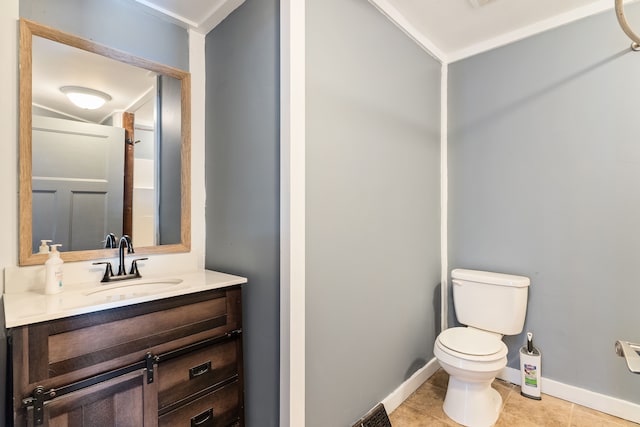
[389,369,639,427]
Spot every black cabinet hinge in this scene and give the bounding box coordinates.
[145,352,157,384]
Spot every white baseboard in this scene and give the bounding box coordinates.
[378,361,640,424]
[497,367,640,424]
[381,357,441,414]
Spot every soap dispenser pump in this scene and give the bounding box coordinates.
[44,244,64,294]
[38,240,52,254]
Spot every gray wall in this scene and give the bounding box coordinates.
[204,1,280,426]
[158,75,182,245]
[306,0,441,425]
[449,6,640,403]
[20,0,188,70]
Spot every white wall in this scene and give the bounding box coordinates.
[0,3,24,423]
[0,0,19,277]
[0,5,206,421]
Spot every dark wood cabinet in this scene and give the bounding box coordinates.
[29,369,156,427]
[158,380,242,427]
[9,286,244,427]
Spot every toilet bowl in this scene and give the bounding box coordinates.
[433,269,530,427]
[434,327,508,427]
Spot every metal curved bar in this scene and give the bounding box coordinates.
[615,0,640,51]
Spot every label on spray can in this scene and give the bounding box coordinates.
[523,363,538,387]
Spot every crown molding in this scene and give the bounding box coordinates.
[133,0,245,35]
[368,0,447,63]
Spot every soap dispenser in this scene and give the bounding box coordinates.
[38,240,52,254]
[44,244,64,294]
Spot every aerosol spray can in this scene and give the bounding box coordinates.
[520,332,541,400]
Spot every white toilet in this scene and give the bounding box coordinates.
[434,268,530,427]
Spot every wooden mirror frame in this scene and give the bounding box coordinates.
[19,19,191,266]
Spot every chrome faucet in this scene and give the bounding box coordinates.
[93,235,148,283]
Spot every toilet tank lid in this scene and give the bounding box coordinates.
[452,269,530,288]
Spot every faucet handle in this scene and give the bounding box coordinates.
[129,257,148,277]
[93,261,114,282]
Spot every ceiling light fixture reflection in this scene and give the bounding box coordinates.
[60,86,112,110]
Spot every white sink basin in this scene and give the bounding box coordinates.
[85,278,184,299]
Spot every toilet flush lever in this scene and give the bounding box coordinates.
[615,340,640,374]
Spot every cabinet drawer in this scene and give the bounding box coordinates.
[157,338,239,410]
[12,287,241,390]
[158,380,241,427]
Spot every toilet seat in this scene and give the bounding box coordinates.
[436,327,507,362]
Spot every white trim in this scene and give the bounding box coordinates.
[496,365,522,386]
[379,362,640,424]
[447,0,636,63]
[31,103,92,123]
[367,0,640,64]
[133,0,245,34]
[197,0,245,35]
[381,358,441,414]
[0,0,19,272]
[188,29,207,270]
[280,0,306,426]
[367,0,446,63]
[133,0,199,28]
[440,63,448,332]
[497,367,640,424]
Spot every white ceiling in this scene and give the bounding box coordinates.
[135,0,639,63]
[33,36,156,124]
[133,0,245,34]
[398,0,604,54]
[370,0,639,62]
[34,0,640,121]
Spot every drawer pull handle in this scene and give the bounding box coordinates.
[189,361,212,379]
[191,408,214,427]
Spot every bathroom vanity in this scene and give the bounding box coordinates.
[5,15,251,426]
[7,16,251,426]
[5,270,246,427]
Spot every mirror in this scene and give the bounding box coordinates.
[19,19,191,266]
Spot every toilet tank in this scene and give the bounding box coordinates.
[452,269,530,336]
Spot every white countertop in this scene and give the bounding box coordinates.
[3,269,247,328]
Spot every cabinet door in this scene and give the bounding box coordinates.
[25,370,157,427]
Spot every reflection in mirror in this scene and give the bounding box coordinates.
[20,19,191,265]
